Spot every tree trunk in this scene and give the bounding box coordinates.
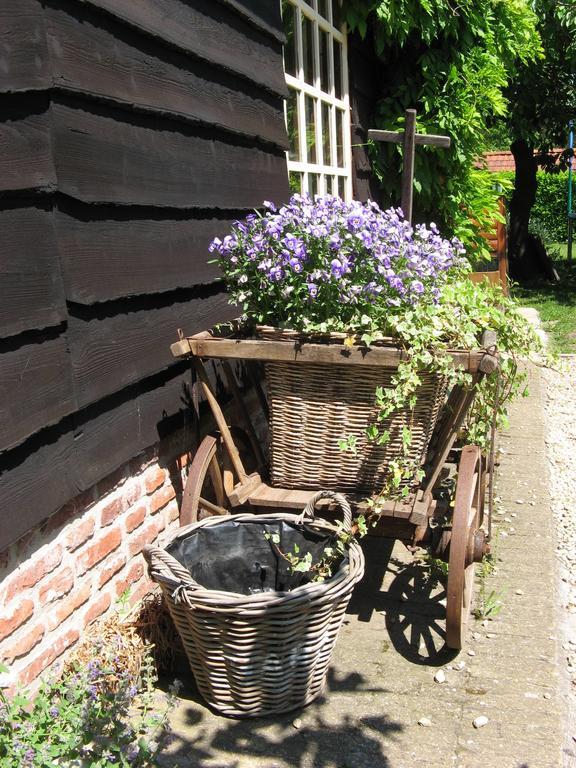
[508,138,557,281]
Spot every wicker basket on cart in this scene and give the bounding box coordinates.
[257,327,447,493]
[143,491,364,718]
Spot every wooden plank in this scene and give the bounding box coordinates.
[0,426,77,550]
[46,2,288,149]
[71,364,195,492]
[219,0,285,43]
[0,203,67,337]
[0,331,75,452]
[0,95,56,192]
[68,289,236,408]
[52,99,290,208]
[79,0,287,97]
[0,364,197,549]
[368,129,452,148]
[0,0,51,93]
[174,336,489,373]
[56,203,238,303]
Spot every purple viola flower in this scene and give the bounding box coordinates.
[330,258,344,278]
[411,280,425,294]
[307,282,318,298]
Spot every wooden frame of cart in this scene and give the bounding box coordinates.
[170,328,499,650]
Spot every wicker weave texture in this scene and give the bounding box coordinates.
[144,509,365,718]
[265,361,446,492]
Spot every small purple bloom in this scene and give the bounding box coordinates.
[307,282,318,298]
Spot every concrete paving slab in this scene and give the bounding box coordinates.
[158,363,565,767]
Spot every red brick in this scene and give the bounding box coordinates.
[0,599,34,641]
[100,497,123,527]
[66,517,95,552]
[48,581,91,631]
[167,502,180,523]
[144,466,166,495]
[39,567,74,605]
[127,576,156,606]
[115,561,145,598]
[3,547,63,603]
[128,520,159,557]
[98,554,126,588]
[125,504,146,533]
[2,624,45,664]
[76,527,122,575]
[150,484,175,515]
[19,628,79,687]
[123,480,142,508]
[84,592,112,626]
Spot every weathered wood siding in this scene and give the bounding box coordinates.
[0,0,289,548]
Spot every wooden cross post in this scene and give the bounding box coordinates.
[368,109,451,224]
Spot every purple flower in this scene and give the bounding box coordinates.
[411,280,425,294]
[307,283,318,298]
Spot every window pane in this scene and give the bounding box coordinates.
[305,96,317,164]
[286,88,300,161]
[289,171,303,194]
[319,29,330,92]
[321,101,331,165]
[337,175,345,198]
[282,1,297,77]
[301,14,315,85]
[318,0,330,22]
[336,108,344,166]
[309,173,320,197]
[333,40,342,98]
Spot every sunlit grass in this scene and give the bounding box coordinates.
[513,254,576,354]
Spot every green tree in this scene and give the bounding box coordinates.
[503,0,575,277]
[343,0,541,259]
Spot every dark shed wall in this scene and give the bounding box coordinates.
[0,0,289,548]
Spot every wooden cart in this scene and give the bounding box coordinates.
[170,328,499,650]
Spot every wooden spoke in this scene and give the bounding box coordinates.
[445,445,484,650]
[180,429,259,525]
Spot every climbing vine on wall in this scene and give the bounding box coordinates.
[343,0,541,258]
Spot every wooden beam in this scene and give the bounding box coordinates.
[368,130,451,148]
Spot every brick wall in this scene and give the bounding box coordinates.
[0,436,192,692]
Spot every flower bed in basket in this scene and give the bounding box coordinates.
[209,195,539,497]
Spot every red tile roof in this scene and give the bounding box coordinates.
[478,149,565,173]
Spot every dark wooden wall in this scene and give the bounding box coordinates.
[348,30,382,204]
[0,0,289,549]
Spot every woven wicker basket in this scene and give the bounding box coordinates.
[143,491,364,718]
[257,328,446,493]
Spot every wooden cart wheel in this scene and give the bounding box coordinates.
[445,444,485,650]
[180,429,257,525]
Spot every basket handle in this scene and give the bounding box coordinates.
[142,544,203,594]
[297,490,353,533]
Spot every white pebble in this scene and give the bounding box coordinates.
[418,717,432,727]
[292,718,302,729]
[473,716,489,729]
[467,649,476,657]
[515,589,524,595]
[434,670,446,684]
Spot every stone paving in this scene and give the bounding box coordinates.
[159,363,566,768]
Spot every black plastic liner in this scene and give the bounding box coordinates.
[166,518,345,595]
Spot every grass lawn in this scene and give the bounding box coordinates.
[513,250,576,354]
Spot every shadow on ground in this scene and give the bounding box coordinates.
[160,666,403,768]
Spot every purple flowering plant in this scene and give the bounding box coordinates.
[209,194,467,337]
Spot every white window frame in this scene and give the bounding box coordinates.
[283,0,353,200]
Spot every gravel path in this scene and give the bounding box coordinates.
[543,355,576,762]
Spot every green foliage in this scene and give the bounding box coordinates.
[265,516,366,582]
[530,170,571,243]
[0,640,178,767]
[506,0,576,151]
[343,0,541,252]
